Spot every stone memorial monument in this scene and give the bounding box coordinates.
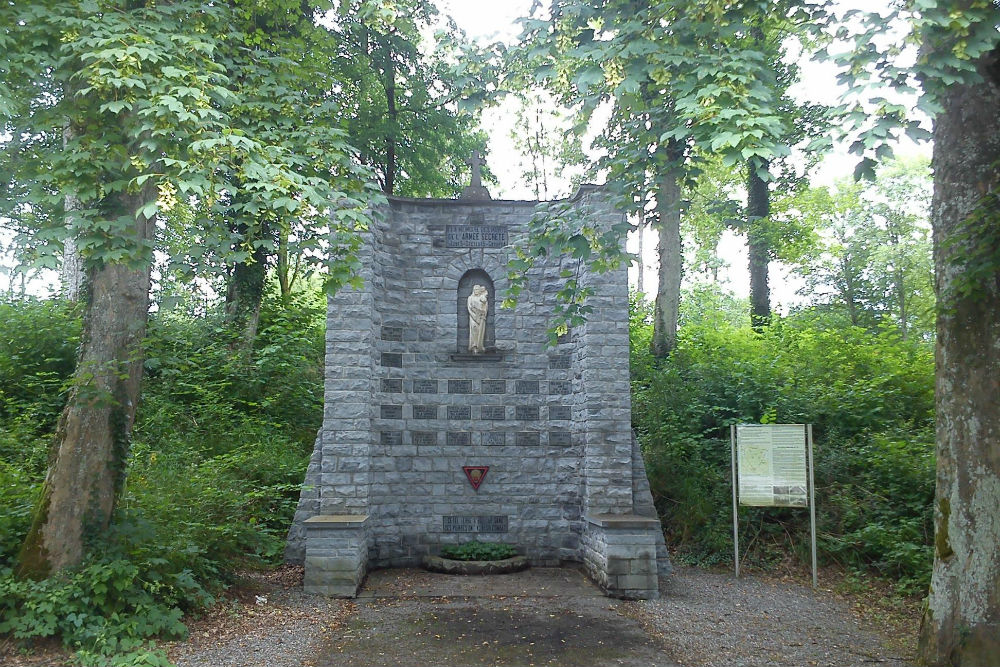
[286,160,670,599]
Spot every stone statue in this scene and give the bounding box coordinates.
[467,284,489,353]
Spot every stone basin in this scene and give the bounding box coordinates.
[422,554,530,575]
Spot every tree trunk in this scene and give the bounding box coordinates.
[842,254,859,326]
[747,158,771,330]
[225,215,270,345]
[917,46,1000,667]
[61,234,84,302]
[383,44,397,196]
[276,227,300,300]
[651,156,682,357]
[887,223,909,339]
[894,263,908,340]
[637,220,645,296]
[225,256,265,344]
[17,188,155,578]
[61,123,85,301]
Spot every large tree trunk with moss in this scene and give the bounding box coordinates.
[17,192,154,578]
[651,159,682,357]
[747,158,771,330]
[917,47,1000,667]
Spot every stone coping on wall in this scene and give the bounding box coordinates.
[304,514,370,528]
[585,513,662,530]
[448,353,506,363]
[386,183,606,207]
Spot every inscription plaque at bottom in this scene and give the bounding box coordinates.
[442,515,509,533]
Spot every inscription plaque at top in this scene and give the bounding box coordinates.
[445,225,508,248]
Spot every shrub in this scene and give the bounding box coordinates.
[0,293,321,663]
[632,291,935,590]
[440,541,518,561]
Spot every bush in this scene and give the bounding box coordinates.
[632,290,935,590]
[440,541,518,561]
[0,293,321,663]
[0,551,195,666]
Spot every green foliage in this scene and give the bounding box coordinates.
[506,199,630,343]
[0,295,320,662]
[0,298,81,440]
[632,287,935,590]
[439,541,518,562]
[1,0,378,293]
[786,157,935,339]
[0,554,192,666]
[141,291,325,449]
[815,1,995,173]
[327,0,497,197]
[0,299,83,567]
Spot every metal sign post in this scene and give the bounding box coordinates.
[732,424,817,588]
[807,424,817,589]
[730,424,740,579]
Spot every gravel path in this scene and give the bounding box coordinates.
[2,565,916,667]
[624,567,913,667]
[165,566,915,667]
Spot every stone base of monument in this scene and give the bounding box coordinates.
[421,554,530,575]
[582,514,661,600]
[303,515,370,597]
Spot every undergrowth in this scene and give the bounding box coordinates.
[631,289,935,595]
[0,293,322,665]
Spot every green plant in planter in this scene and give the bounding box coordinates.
[439,541,517,561]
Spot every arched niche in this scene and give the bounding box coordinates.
[457,269,496,353]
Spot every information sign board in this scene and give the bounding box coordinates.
[731,423,817,587]
[736,424,808,507]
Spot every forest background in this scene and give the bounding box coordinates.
[1,1,996,666]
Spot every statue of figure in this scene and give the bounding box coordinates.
[467,284,489,353]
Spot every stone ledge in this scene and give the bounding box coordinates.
[422,555,529,575]
[449,353,505,363]
[585,513,662,530]
[305,514,369,528]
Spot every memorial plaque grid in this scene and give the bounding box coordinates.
[482,380,506,394]
[548,380,571,395]
[380,326,403,342]
[446,432,471,447]
[380,431,402,446]
[447,405,472,420]
[482,405,506,420]
[381,378,403,393]
[515,380,540,394]
[380,404,402,419]
[448,379,473,394]
[549,430,572,447]
[412,431,438,446]
[483,432,506,446]
[413,379,438,394]
[442,515,509,533]
[412,405,438,420]
[515,405,540,421]
[380,352,403,368]
[548,354,571,369]
[549,405,572,421]
[516,431,540,446]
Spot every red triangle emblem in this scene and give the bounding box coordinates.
[463,466,489,491]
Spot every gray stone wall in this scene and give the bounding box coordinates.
[287,186,668,597]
